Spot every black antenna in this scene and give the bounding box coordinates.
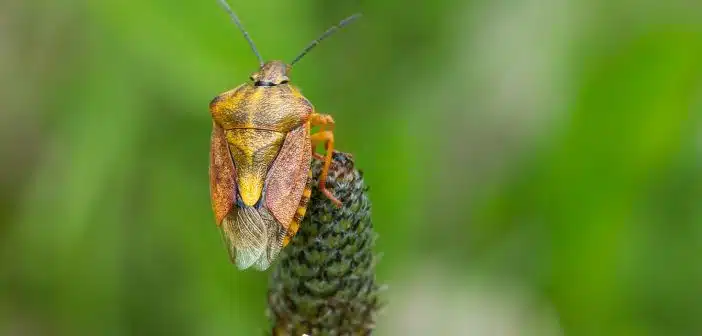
[290,13,362,66]
[217,0,264,67]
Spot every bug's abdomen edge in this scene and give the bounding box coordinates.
[282,171,313,247]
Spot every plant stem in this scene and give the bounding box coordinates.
[267,152,382,336]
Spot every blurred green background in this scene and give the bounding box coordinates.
[1,0,701,335]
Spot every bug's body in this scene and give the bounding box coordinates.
[208,1,359,270]
[210,61,318,270]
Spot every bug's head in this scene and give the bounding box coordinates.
[250,61,290,87]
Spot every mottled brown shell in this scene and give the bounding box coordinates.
[264,123,311,228]
[209,122,236,225]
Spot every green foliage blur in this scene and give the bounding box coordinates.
[1,0,701,335]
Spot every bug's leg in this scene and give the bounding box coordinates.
[309,112,341,206]
[310,130,342,207]
[309,113,335,161]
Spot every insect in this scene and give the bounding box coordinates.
[209,0,361,270]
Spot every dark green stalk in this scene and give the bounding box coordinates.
[267,152,382,336]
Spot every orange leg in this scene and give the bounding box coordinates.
[310,112,341,207]
[310,112,334,162]
[310,113,333,160]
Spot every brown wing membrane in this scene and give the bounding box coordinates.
[264,122,312,229]
[219,206,285,270]
[209,122,237,225]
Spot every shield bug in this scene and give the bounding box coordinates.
[209,0,361,270]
